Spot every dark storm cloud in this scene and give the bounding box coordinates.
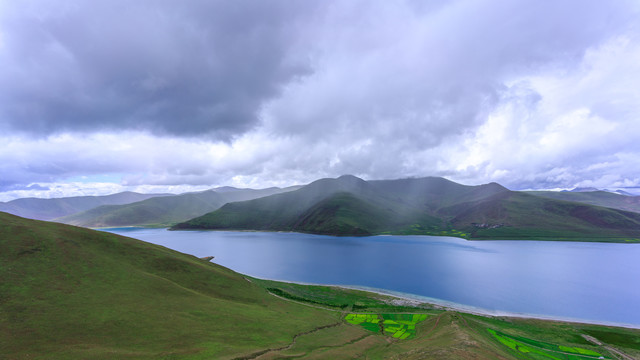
[0,0,315,139]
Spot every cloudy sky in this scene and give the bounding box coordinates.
[1,0,640,201]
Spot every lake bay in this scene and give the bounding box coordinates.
[104,228,640,328]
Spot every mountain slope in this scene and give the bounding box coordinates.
[0,191,167,220]
[445,191,640,239]
[527,190,640,214]
[173,176,504,236]
[56,187,298,227]
[369,176,507,210]
[174,176,640,241]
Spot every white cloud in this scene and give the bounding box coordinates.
[441,36,640,189]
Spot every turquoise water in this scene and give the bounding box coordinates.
[104,228,640,327]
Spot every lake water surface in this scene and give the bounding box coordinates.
[104,228,640,328]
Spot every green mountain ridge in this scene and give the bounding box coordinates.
[449,191,640,239]
[173,176,640,241]
[0,191,168,220]
[56,186,299,228]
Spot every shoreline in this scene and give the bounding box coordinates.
[256,276,640,330]
[168,227,640,243]
[342,285,640,330]
[105,228,640,330]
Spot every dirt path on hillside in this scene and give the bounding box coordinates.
[582,334,636,360]
[232,321,344,360]
[266,290,347,312]
[425,313,443,339]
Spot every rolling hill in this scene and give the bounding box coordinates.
[56,186,299,228]
[3,212,639,359]
[0,211,337,359]
[0,191,168,220]
[173,175,640,241]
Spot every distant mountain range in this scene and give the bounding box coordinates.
[173,175,640,242]
[0,191,168,220]
[564,187,636,196]
[0,186,300,227]
[55,187,300,227]
[3,176,640,241]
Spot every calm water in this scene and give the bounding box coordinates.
[104,228,640,327]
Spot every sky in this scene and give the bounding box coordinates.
[1,0,640,201]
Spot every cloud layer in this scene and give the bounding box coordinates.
[0,0,314,138]
[1,0,640,200]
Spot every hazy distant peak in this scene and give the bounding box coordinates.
[570,187,600,192]
[336,174,367,183]
[567,187,637,196]
[212,186,242,193]
[482,182,509,191]
[309,175,363,185]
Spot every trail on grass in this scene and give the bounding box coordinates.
[231,322,343,360]
[266,290,346,312]
[582,334,635,360]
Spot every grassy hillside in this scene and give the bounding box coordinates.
[2,212,640,359]
[56,187,296,228]
[0,191,167,220]
[174,176,640,242]
[0,212,336,359]
[527,190,640,214]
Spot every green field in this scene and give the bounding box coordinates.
[343,313,429,339]
[488,328,607,359]
[381,314,429,339]
[345,314,381,332]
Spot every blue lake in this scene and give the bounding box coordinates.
[104,228,640,328]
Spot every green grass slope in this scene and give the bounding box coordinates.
[0,212,337,359]
[56,187,295,228]
[0,191,168,221]
[292,193,397,235]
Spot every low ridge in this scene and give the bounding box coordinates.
[56,187,297,228]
